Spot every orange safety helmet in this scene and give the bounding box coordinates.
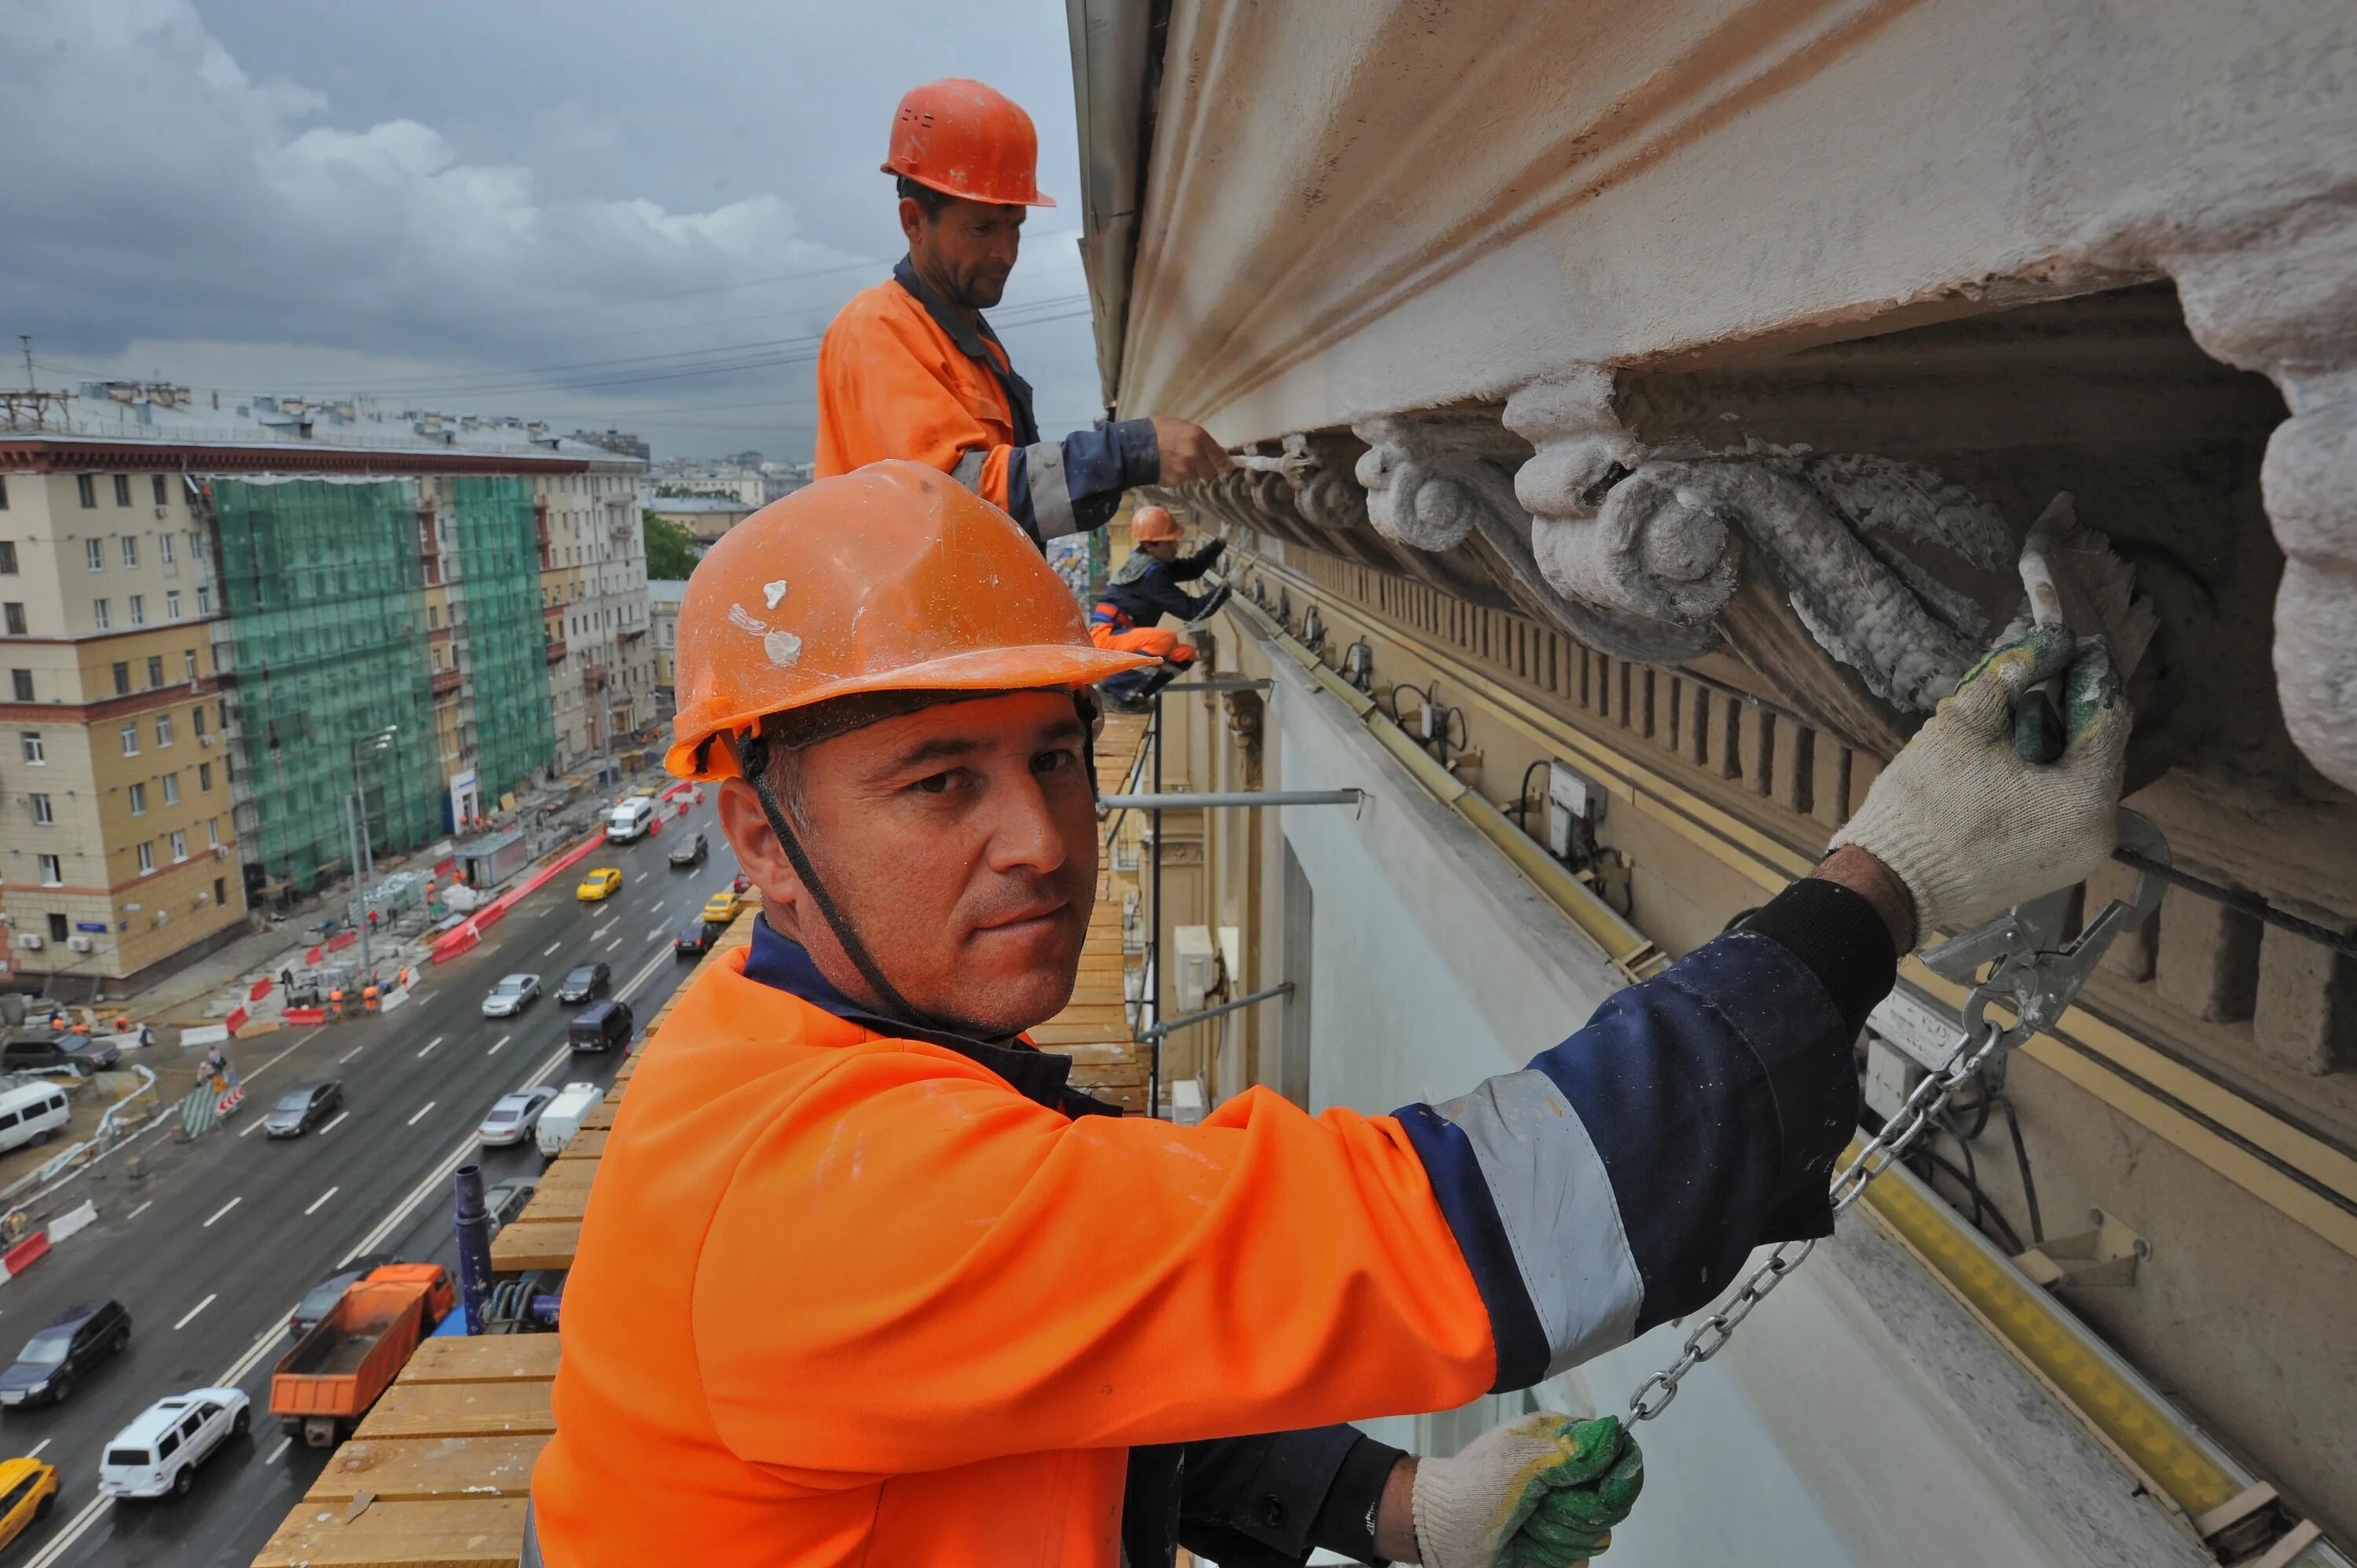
[666,461,1149,781]
[1130,504,1183,544]
[882,78,1056,207]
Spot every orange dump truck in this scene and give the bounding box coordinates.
[269,1262,454,1446]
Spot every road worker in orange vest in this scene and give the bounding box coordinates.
[815,80,1230,547]
[528,462,2130,1566]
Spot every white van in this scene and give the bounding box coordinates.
[0,1083,71,1156]
[99,1387,250,1499]
[604,797,657,843]
[536,1081,604,1160]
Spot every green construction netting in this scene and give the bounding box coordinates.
[446,478,556,805]
[213,479,442,892]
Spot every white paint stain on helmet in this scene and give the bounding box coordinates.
[764,630,803,667]
[727,603,768,635]
[763,579,790,610]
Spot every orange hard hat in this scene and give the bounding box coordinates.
[1130,504,1183,543]
[666,461,1149,781]
[882,78,1056,207]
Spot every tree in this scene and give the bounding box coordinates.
[643,510,699,581]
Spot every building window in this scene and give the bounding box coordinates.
[166,590,182,621]
[38,854,62,886]
[93,598,110,629]
[2,666,27,701]
[196,584,213,616]
[155,712,173,746]
[45,913,67,943]
[85,537,104,570]
[112,661,130,696]
[206,816,221,848]
[129,782,147,815]
[428,603,439,629]
[191,699,206,734]
[77,475,96,509]
[162,772,179,805]
[29,793,52,825]
[128,594,145,625]
[145,654,163,687]
[2,603,22,636]
[198,760,212,792]
[214,876,227,908]
[184,650,198,681]
[0,478,8,511]
[120,722,138,757]
[0,540,14,573]
[113,475,131,507]
[137,841,155,875]
[19,731,41,764]
[152,474,169,507]
[120,535,138,567]
[170,829,188,863]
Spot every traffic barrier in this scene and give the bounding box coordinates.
[46,1202,96,1245]
[306,945,324,965]
[223,1006,250,1035]
[180,1024,230,1048]
[248,979,273,1002]
[431,925,482,964]
[2,1233,50,1279]
[326,930,358,954]
[281,1006,328,1026]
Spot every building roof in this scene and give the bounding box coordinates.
[647,496,754,512]
[644,581,690,606]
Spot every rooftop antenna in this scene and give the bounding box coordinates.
[19,335,31,391]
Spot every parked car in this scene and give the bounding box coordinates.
[0,1083,71,1156]
[674,920,719,959]
[477,1086,559,1147]
[699,889,745,925]
[288,1253,401,1338]
[555,962,611,1004]
[566,1000,634,1053]
[483,1178,537,1237]
[0,1456,57,1548]
[576,867,624,902]
[98,1388,250,1500]
[0,1030,119,1078]
[481,974,542,1019]
[264,1080,343,1138]
[0,1299,130,1408]
[667,830,709,868]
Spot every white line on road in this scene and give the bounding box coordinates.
[647,926,667,943]
[342,1046,570,1267]
[489,1032,511,1056]
[27,1439,49,1458]
[406,1101,436,1126]
[23,1493,108,1567]
[320,1110,349,1135]
[543,940,562,956]
[125,1200,152,1222]
[203,1196,240,1228]
[649,900,665,914]
[417,1034,445,1059]
[604,936,624,952]
[633,871,649,882]
[591,921,611,940]
[174,1293,217,1330]
[339,1044,366,1062]
[614,946,675,1005]
[306,1185,339,1215]
[266,1435,291,1464]
[239,1113,270,1138]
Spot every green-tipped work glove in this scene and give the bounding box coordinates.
[1412,1412,1644,1568]
[1831,623,2129,936]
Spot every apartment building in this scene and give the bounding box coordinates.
[537,461,654,765]
[646,579,685,700]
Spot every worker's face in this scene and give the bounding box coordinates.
[1141,539,1182,562]
[900,196,1025,309]
[718,691,1097,1035]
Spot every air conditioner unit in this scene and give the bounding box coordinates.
[211,845,226,858]
[154,506,169,519]
[200,734,215,747]
[66,936,93,953]
[15,933,42,950]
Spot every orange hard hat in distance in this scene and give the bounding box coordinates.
[882,78,1056,207]
[666,460,1149,781]
[1130,504,1183,544]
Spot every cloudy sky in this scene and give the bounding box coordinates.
[1,0,1103,460]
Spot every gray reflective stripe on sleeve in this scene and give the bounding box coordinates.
[1025,440,1080,541]
[949,448,989,491]
[1429,1068,1645,1373]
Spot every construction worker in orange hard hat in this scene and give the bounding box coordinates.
[527,461,2134,1566]
[1089,504,1231,710]
[815,79,1231,548]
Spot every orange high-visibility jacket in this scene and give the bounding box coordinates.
[535,874,1879,1564]
[814,259,1157,545]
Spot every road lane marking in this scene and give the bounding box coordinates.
[239,1113,270,1138]
[543,940,562,956]
[174,1293,218,1330]
[647,927,667,943]
[407,1101,436,1126]
[614,947,674,1004]
[22,1493,108,1567]
[266,1435,291,1464]
[320,1110,349,1135]
[489,1033,511,1057]
[604,936,624,952]
[27,1439,49,1458]
[649,900,665,914]
[125,1200,152,1221]
[591,921,611,940]
[339,1045,366,1062]
[417,1034,445,1059]
[633,871,648,882]
[305,1185,339,1215]
[342,1046,570,1266]
[203,1196,240,1228]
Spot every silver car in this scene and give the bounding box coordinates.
[480,974,541,1019]
[477,1086,558,1147]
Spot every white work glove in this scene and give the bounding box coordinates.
[1831,624,2128,936]
[1413,1412,1643,1568]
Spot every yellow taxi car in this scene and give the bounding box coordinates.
[0,1455,58,1549]
[575,867,624,903]
[699,888,745,925]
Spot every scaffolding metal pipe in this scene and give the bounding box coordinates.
[1149,692,1164,1119]
[1102,789,1362,811]
[1138,983,1294,1043]
[1158,678,1274,693]
[453,1164,493,1335]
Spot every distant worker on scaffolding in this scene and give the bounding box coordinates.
[814,79,1232,546]
[1090,505,1230,710]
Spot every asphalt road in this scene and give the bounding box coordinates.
[0,797,737,1568]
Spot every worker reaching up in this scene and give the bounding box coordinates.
[814,79,1230,544]
[1091,504,1230,709]
[529,463,2131,1567]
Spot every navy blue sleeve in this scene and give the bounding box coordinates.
[1168,1426,1402,1567]
[1005,418,1159,544]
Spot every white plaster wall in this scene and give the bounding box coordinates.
[1259,650,2201,1568]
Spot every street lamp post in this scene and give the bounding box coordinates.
[350,725,398,983]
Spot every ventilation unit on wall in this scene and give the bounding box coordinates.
[65,936,93,953]
[14,933,42,950]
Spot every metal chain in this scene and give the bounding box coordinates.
[1626,1009,2011,1423]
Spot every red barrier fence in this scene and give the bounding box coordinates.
[282,1006,328,1027]
[326,930,357,954]
[428,829,603,965]
[224,1006,251,1034]
[2,1234,51,1279]
[247,979,273,1002]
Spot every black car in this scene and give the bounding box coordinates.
[667,830,709,868]
[555,962,611,1005]
[566,1000,634,1053]
[263,1080,343,1138]
[288,1253,400,1337]
[0,1029,121,1077]
[0,1299,130,1408]
[673,920,719,959]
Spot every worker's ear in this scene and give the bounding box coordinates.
[715,776,808,937]
[896,196,929,248]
